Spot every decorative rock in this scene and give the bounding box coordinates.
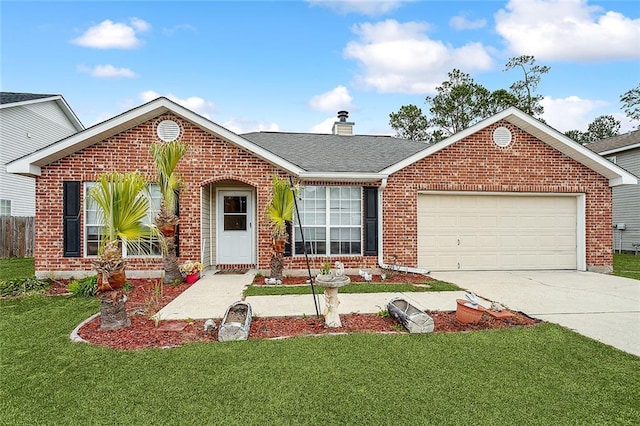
[218,301,252,342]
[387,297,434,333]
[265,277,282,285]
[203,319,217,332]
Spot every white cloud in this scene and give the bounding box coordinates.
[308,86,354,113]
[449,15,486,30]
[223,118,281,134]
[344,20,494,94]
[78,64,137,78]
[162,24,197,36]
[307,0,405,16]
[540,95,607,132]
[495,0,640,61]
[309,117,337,134]
[140,91,216,118]
[72,18,150,49]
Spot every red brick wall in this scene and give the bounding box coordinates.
[382,121,612,270]
[35,114,285,275]
[34,116,612,276]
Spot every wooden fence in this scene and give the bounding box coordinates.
[0,216,35,258]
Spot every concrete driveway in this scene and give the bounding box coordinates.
[429,270,640,357]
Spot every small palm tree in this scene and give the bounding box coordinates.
[150,140,188,284]
[90,171,155,330]
[266,176,296,280]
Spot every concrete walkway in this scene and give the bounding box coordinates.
[154,269,486,320]
[430,271,640,357]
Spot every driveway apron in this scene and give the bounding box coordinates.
[429,270,640,357]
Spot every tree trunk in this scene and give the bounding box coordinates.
[163,234,182,284]
[98,290,130,330]
[270,251,284,280]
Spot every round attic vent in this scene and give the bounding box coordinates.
[492,126,512,147]
[156,119,181,142]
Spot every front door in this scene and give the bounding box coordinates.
[217,190,254,265]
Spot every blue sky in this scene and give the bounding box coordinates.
[2,0,639,136]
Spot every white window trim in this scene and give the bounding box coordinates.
[0,199,11,216]
[293,186,362,257]
[83,182,162,258]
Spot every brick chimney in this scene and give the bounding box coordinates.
[332,110,354,136]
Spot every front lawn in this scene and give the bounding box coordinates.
[244,280,459,296]
[0,257,34,281]
[1,295,638,425]
[613,253,640,280]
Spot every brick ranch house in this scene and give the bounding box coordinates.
[7,97,637,278]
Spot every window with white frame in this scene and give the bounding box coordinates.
[84,183,162,257]
[0,199,11,216]
[294,186,361,255]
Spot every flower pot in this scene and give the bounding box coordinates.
[456,299,484,324]
[185,272,199,284]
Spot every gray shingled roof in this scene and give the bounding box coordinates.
[241,131,429,173]
[0,92,58,105]
[586,129,640,154]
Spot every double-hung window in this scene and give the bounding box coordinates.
[84,183,162,257]
[294,186,361,256]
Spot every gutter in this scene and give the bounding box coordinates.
[376,178,430,275]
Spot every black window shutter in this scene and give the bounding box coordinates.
[363,187,378,256]
[284,221,292,257]
[63,181,81,257]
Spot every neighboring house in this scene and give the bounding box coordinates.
[7,97,637,278]
[0,92,84,216]
[587,130,640,253]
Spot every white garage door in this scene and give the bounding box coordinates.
[418,194,578,271]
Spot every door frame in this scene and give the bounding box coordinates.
[215,188,255,265]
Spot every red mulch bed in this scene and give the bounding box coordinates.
[253,272,433,285]
[48,276,539,351]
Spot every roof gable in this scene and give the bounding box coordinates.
[383,107,637,187]
[0,92,84,132]
[7,97,303,177]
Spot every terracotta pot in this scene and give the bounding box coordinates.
[185,272,199,284]
[159,225,176,237]
[455,299,484,324]
[97,271,126,292]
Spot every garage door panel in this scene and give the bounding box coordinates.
[418,194,578,271]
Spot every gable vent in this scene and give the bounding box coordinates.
[492,126,512,148]
[157,119,181,142]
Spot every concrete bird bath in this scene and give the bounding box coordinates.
[315,261,350,328]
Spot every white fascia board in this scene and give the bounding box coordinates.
[598,143,640,156]
[298,172,387,183]
[0,95,60,109]
[55,97,85,131]
[6,97,306,178]
[382,107,638,187]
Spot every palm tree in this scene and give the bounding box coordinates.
[150,140,188,284]
[266,176,296,280]
[90,171,155,330]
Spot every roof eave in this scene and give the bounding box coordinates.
[298,172,387,183]
[597,142,640,156]
[382,107,638,187]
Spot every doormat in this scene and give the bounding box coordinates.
[216,269,249,275]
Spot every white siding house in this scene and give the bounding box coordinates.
[588,130,640,253]
[0,92,83,216]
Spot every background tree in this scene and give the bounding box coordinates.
[266,176,295,281]
[504,55,550,116]
[151,140,188,284]
[389,104,429,141]
[90,171,154,330]
[620,83,640,127]
[565,115,621,143]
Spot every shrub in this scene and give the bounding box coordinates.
[68,276,97,297]
[0,277,50,297]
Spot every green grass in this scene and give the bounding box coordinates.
[244,280,459,296]
[1,296,638,425]
[0,257,34,281]
[613,253,640,280]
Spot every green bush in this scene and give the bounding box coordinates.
[0,277,50,297]
[68,276,97,297]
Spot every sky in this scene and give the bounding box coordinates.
[2,0,639,136]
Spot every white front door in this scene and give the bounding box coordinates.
[217,190,254,265]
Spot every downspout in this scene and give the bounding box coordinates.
[377,178,430,275]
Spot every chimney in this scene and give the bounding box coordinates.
[332,110,354,136]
